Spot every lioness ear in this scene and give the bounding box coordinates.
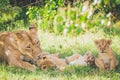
[29,24,37,33]
[16,33,23,40]
[108,40,112,45]
[94,40,98,45]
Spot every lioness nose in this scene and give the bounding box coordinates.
[30,60,36,64]
[101,50,104,53]
[34,54,41,60]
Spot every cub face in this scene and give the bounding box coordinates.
[94,39,112,53]
[36,55,57,71]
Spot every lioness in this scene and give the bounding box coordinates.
[0,25,42,71]
[94,39,118,71]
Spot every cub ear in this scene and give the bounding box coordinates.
[16,32,23,40]
[108,40,112,45]
[41,65,47,71]
[42,56,47,60]
[94,40,99,45]
[29,24,37,33]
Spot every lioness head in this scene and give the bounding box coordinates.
[26,24,42,60]
[94,39,112,53]
[10,25,42,62]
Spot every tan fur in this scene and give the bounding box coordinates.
[65,53,81,64]
[39,52,60,58]
[37,52,95,71]
[94,39,118,71]
[36,55,57,71]
[0,25,42,71]
[69,51,95,66]
[36,54,67,71]
[84,51,95,66]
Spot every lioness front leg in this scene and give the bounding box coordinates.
[8,57,36,72]
[95,58,105,71]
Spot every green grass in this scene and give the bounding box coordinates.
[0,30,120,80]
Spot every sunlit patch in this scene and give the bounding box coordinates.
[81,22,86,29]
[5,50,11,56]
[101,19,105,25]
[107,21,111,26]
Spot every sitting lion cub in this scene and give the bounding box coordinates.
[94,39,118,71]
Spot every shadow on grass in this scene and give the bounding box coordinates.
[0,62,120,80]
[103,27,120,37]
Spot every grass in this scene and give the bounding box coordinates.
[0,29,120,80]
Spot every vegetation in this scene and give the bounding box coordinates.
[0,0,120,80]
[0,31,120,80]
[0,0,120,35]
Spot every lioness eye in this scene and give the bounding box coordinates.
[26,44,31,49]
[104,44,107,47]
[36,41,40,45]
[36,41,40,48]
[42,65,47,70]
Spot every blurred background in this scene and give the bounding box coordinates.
[0,0,120,36]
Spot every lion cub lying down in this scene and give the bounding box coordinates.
[94,39,118,71]
[36,52,95,71]
[36,53,67,71]
[69,51,95,66]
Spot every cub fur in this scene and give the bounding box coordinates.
[94,39,118,71]
[37,52,95,71]
[36,54,67,71]
[69,51,95,66]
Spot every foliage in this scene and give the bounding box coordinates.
[94,0,120,21]
[0,0,30,31]
[0,0,9,9]
[27,0,64,32]
[0,0,25,31]
[26,0,120,35]
[0,0,120,34]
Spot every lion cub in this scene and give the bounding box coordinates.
[36,54,67,71]
[69,51,95,66]
[94,39,118,71]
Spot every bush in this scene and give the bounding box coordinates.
[27,0,118,35]
[1,0,120,35]
[0,0,26,31]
